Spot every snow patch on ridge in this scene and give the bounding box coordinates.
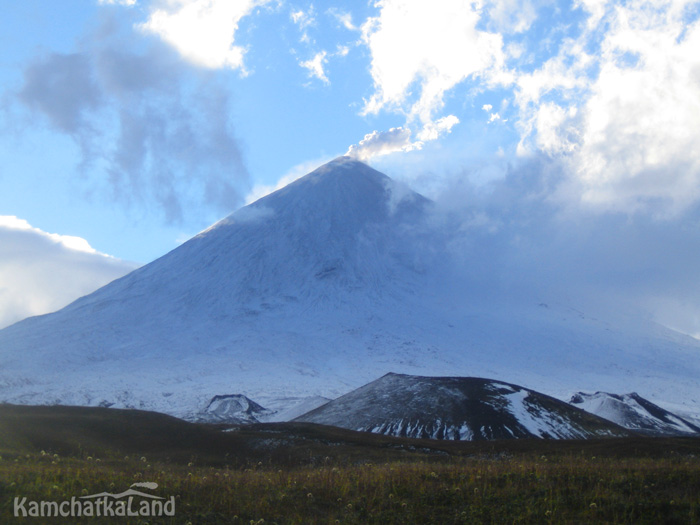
[570,391,700,435]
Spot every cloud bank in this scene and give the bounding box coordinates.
[0,217,138,329]
[351,0,700,222]
[346,0,700,339]
[403,152,700,339]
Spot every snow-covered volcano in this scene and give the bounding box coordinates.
[0,157,699,420]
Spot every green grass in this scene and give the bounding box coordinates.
[1,404,699,524]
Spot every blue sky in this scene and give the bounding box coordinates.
[3,0,700,332]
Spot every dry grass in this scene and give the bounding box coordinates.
[1,404,699,523]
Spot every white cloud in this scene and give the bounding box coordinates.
[0,217,138,329]
[345,118,460,162]
[575,0,609,29]
[291,8,312,26]
[299,51,329,84]
[531,102,579,154]
[354,0,506,159]
[416,115,460,142]
[139,0,270,70]
[361,0,505,133]
[329,9,358,31]
[298,42,354,85]
[513,40,592,111]
[291,5,316,43]
[346,127,418,160]
[292,6,356,85]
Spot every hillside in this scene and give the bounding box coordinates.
[294,373,631,440]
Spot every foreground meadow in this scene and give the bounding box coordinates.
[2,449,700,523]
[1,404,699,523]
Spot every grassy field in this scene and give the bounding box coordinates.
[1,404,699,524]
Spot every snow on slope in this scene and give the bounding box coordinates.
[294,373,630,440]
[570,392,700,436]
[0,156,699,421]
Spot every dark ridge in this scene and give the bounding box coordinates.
[2,404,700,468]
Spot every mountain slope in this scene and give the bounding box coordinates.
[570,392,700,436]
[0,157,438,414]
[294,373,631,440]
[0,157,699,420]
